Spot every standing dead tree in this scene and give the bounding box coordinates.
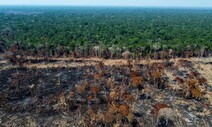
[122,50,131,59]
[93,45,100,57]
[4,44,25,68]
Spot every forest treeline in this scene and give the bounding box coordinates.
[0,6,212,58]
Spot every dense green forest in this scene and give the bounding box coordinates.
[0,6,212,52]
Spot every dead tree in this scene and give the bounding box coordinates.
[159,51,169,60]
[183,50,193,58]
[168,49,176,59]
[93,45,100,57]
[199,47,206,58]
[122,50,131,59]
[108,47,115,59]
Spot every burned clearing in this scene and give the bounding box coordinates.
[0,57,212,127]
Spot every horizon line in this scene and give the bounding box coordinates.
[0,4,212,8]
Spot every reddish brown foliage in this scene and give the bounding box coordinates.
[118,104,130,116]
[175,77,185,84]
[189,71,200,77]
[76,85,86,94]
[91,86,99,95]
[130,70,139,77]
[97,61,104,70]
[94,72,104,80]
[131,76,144,87]
[151,103,169,116]
[152,70,161,80]
[122,94,135,102]
[191,88,202,99]
[188,79,197,89]
[87,95,93,102]
[187,79,202,99]
[198,77,207,84]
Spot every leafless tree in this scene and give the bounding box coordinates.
[122,50,131,59]
[93,45,100,57]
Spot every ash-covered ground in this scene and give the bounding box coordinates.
[0,57,212,127]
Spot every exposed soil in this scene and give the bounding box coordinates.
[0,56,212,127]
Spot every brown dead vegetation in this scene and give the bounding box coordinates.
[0,55,212,126]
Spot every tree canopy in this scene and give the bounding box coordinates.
[0,6,212,51]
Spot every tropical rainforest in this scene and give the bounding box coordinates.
[0,6,212,53]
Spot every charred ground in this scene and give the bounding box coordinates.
[0,56,212,127]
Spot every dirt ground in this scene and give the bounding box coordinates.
[0,56,212,127]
